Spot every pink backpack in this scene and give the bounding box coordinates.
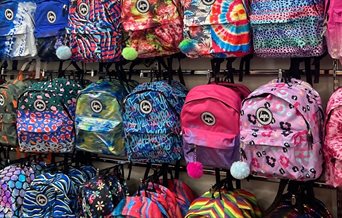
[326,0,342,63]
[239,79,324,181]
[181,84,250,178]
[324,87,342,187]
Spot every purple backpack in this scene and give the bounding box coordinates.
[239,79,324,181]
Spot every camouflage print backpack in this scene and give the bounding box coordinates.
[17,78,81,153]
[0,63,35,146]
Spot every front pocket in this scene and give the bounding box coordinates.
[68,32,122,62]
[76,117,124,155]
[125,133,183,163]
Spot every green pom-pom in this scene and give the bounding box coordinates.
[179,39,196,54]
[122,47,138,60]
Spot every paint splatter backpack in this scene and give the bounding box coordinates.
[123,80,186,163]
[250,0,325,57]
[238,79,324,181]
[17,78,81,153]
[181,84,250,178]
[0,69,33,147]
[75,80,129,155]
[121,0,183,59]
[179,0,252,58]
[0,0,37,59]
[326,0,342,63]
[22,173,77,218]
[66,0,122,62]
[324,87,342,187]
[80,175,128,217]
[34,0,69,61]
[0,165,35,218]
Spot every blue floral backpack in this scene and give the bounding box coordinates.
[34,0,69,61]
[75,80,131,155]
[17,78,81,153]
[123,80,186,163]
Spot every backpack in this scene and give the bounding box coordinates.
[326,0,342,63]
[75,80,129,155]
[0,70,33,147]
[123,80,186,163]
[22,173,76,218]
[0,165,35,218]
[66,0,123,62]
[17,78,81,153]
[121,0,183,59]
[34,0,69,61]
[239,79,324,181]
[181,84,249,173]
[0,0,37,59]
[250,0,325,57]
[80,175,128,217]
[180,0,252,58]
[324,87,342,187]
[113,196,166,218]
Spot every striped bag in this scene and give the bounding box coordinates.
[179,0,252,58]
[66,0,122,62]
[22,173,76,217]
[186,190,262,218]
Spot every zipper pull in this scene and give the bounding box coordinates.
[307,129,313,149]
[291,194,296,206]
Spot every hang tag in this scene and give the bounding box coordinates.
[1,68,4,75]
[91,69,94,77]
[42,69,45,77]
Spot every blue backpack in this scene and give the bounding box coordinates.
[123,80,186,163]
[34,0,69,61]
[0,0,37,59]
[22,173,76,218]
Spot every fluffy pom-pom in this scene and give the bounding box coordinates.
[122,47,138,60]
[178,39,196,54]
[187,162,203,179]
[230,161,250,180]
[56,45,72,60]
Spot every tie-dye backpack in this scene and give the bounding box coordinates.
[66,0,122,62]
[250,0,325,57]
[121,0,183,59]
[238,79,324,181]
[0,0,37,59]
[0,165,35,218]
[22,173,77,217]
[324,87,342,187]
[181,84,250,177]
[34,0,69,61]
[123,80,186,163]
[179,0,252,58]
[17,78,81,153]
[326,0,342,63]
[75,80,130,155]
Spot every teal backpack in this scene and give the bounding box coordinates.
[75,80,133,155]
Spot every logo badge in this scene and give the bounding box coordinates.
[0,94,5,106]
[34,100,46,112]
[256,107,273,125]
[201,112,215,126]
[140,100,152,114]
[47,11,56,23]
[136,0,149,13]
[36,194,48,206]
[201,0,215,6]
[5,9,13,20]
[90,100,102,113]
[79,3,89,16]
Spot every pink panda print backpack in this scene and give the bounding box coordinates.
[326,0,342,63]
[237,79,324,181]
[181,83,250,178]
[324,87,342,187]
